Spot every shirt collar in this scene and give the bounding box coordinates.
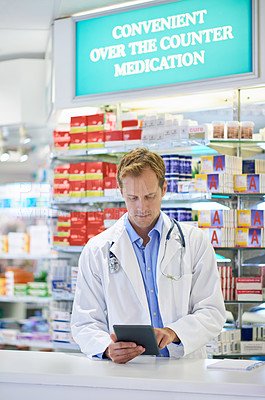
[125,212,164,244]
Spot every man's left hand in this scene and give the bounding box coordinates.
[154,327,180,349]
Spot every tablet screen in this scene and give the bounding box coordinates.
[113,324,160,356]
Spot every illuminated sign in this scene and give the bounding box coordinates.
[75,0,253,96]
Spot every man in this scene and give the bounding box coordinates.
[71,148,226,363]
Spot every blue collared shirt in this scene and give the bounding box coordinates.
[125,213,169,357]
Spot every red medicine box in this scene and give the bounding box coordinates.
[121,120,139,129]
[123,129,142,141]
[54,164,70,178]
[87,131,105,144]
[70,116,87,131]
[70,212,87,227]
[69,180,86,196]
[104,177,118,189]
[105,130,123,142]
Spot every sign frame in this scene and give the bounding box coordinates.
[73,0,258,101]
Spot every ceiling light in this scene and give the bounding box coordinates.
[0,128,7,146]
[0,152,10,162]
[22,137,31,144]
[19,125,31,145]
[20,154,28,163]
[72,0,154,17]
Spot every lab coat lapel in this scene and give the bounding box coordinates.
[110,230,150,319]
[157,215,182,278]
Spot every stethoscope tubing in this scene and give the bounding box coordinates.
[108,219,185,279]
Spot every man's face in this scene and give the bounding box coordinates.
[120,167,167,237]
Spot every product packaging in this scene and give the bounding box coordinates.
[212,121,225,139]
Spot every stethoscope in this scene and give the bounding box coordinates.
[108,219,186,281]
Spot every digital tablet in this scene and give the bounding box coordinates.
[113,324,160,355]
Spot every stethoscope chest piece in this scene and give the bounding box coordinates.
[109,252,120,273]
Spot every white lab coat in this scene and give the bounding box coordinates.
[71,212,226,358]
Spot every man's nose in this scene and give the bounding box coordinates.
[137,197,147,209]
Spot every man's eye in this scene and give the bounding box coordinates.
[147,195,155,200]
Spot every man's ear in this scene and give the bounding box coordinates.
[162,180,167,197]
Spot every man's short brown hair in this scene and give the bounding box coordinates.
[117,147,166,191]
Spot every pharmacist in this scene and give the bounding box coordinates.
[71,148,226,363]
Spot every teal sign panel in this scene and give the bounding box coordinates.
[75,0,253,96]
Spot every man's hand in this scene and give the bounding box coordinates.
[104,333,145,364]
[154,327,181,349]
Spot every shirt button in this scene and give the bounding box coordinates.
[153,312,156,316]
[151,289,154,293]
[147,267,150,271]
[161,354,164,357]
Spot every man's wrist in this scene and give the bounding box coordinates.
[103,346,110,359]
[165,327,181,344]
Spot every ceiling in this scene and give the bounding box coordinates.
[0,0,135,61]
[0,0,136,183]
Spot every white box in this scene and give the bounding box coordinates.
[51,310,71,322]
[232,342,240,353]
[8,232,29,255]
[29,225,50,255]
[52,321,71,332]
[221,342,229,355]
[52,331,71,343]
[240,341,265,354]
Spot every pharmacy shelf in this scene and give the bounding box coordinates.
[52,192,211,205]
[0,295,51,303]
[52,195,123,204]
[209,139,265,159]
[213,247,265,250]
[0,338,80,351]
[213,353,265,359]
[52,192,265,206]
[52,139,214,160]
[0,207,61,217]
[52,341,80,351]
[0,253,56,260]
[51,293,75,301]
[53,245,84,253]
[224,301,263,304]
[0,338,52,349]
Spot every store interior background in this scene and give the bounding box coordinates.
[0,0,265,354]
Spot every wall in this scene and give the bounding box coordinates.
[0,59,46,126]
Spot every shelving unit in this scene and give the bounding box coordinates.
[2,85,265,358]
[0,295,51,303]
[50,134,265,357]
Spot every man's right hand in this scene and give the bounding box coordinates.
[104,333,145,364]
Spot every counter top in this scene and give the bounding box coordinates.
[0,350,265,399]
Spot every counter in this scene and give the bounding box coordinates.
[0,350,264,399]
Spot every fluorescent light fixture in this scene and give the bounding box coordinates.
[20,154,28,163]
[122,90,234,114]
[0,152,10,162]
[22,137,31,145]
[72,0,154,17]
[191,201,230,211]
[19,125,31,145]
